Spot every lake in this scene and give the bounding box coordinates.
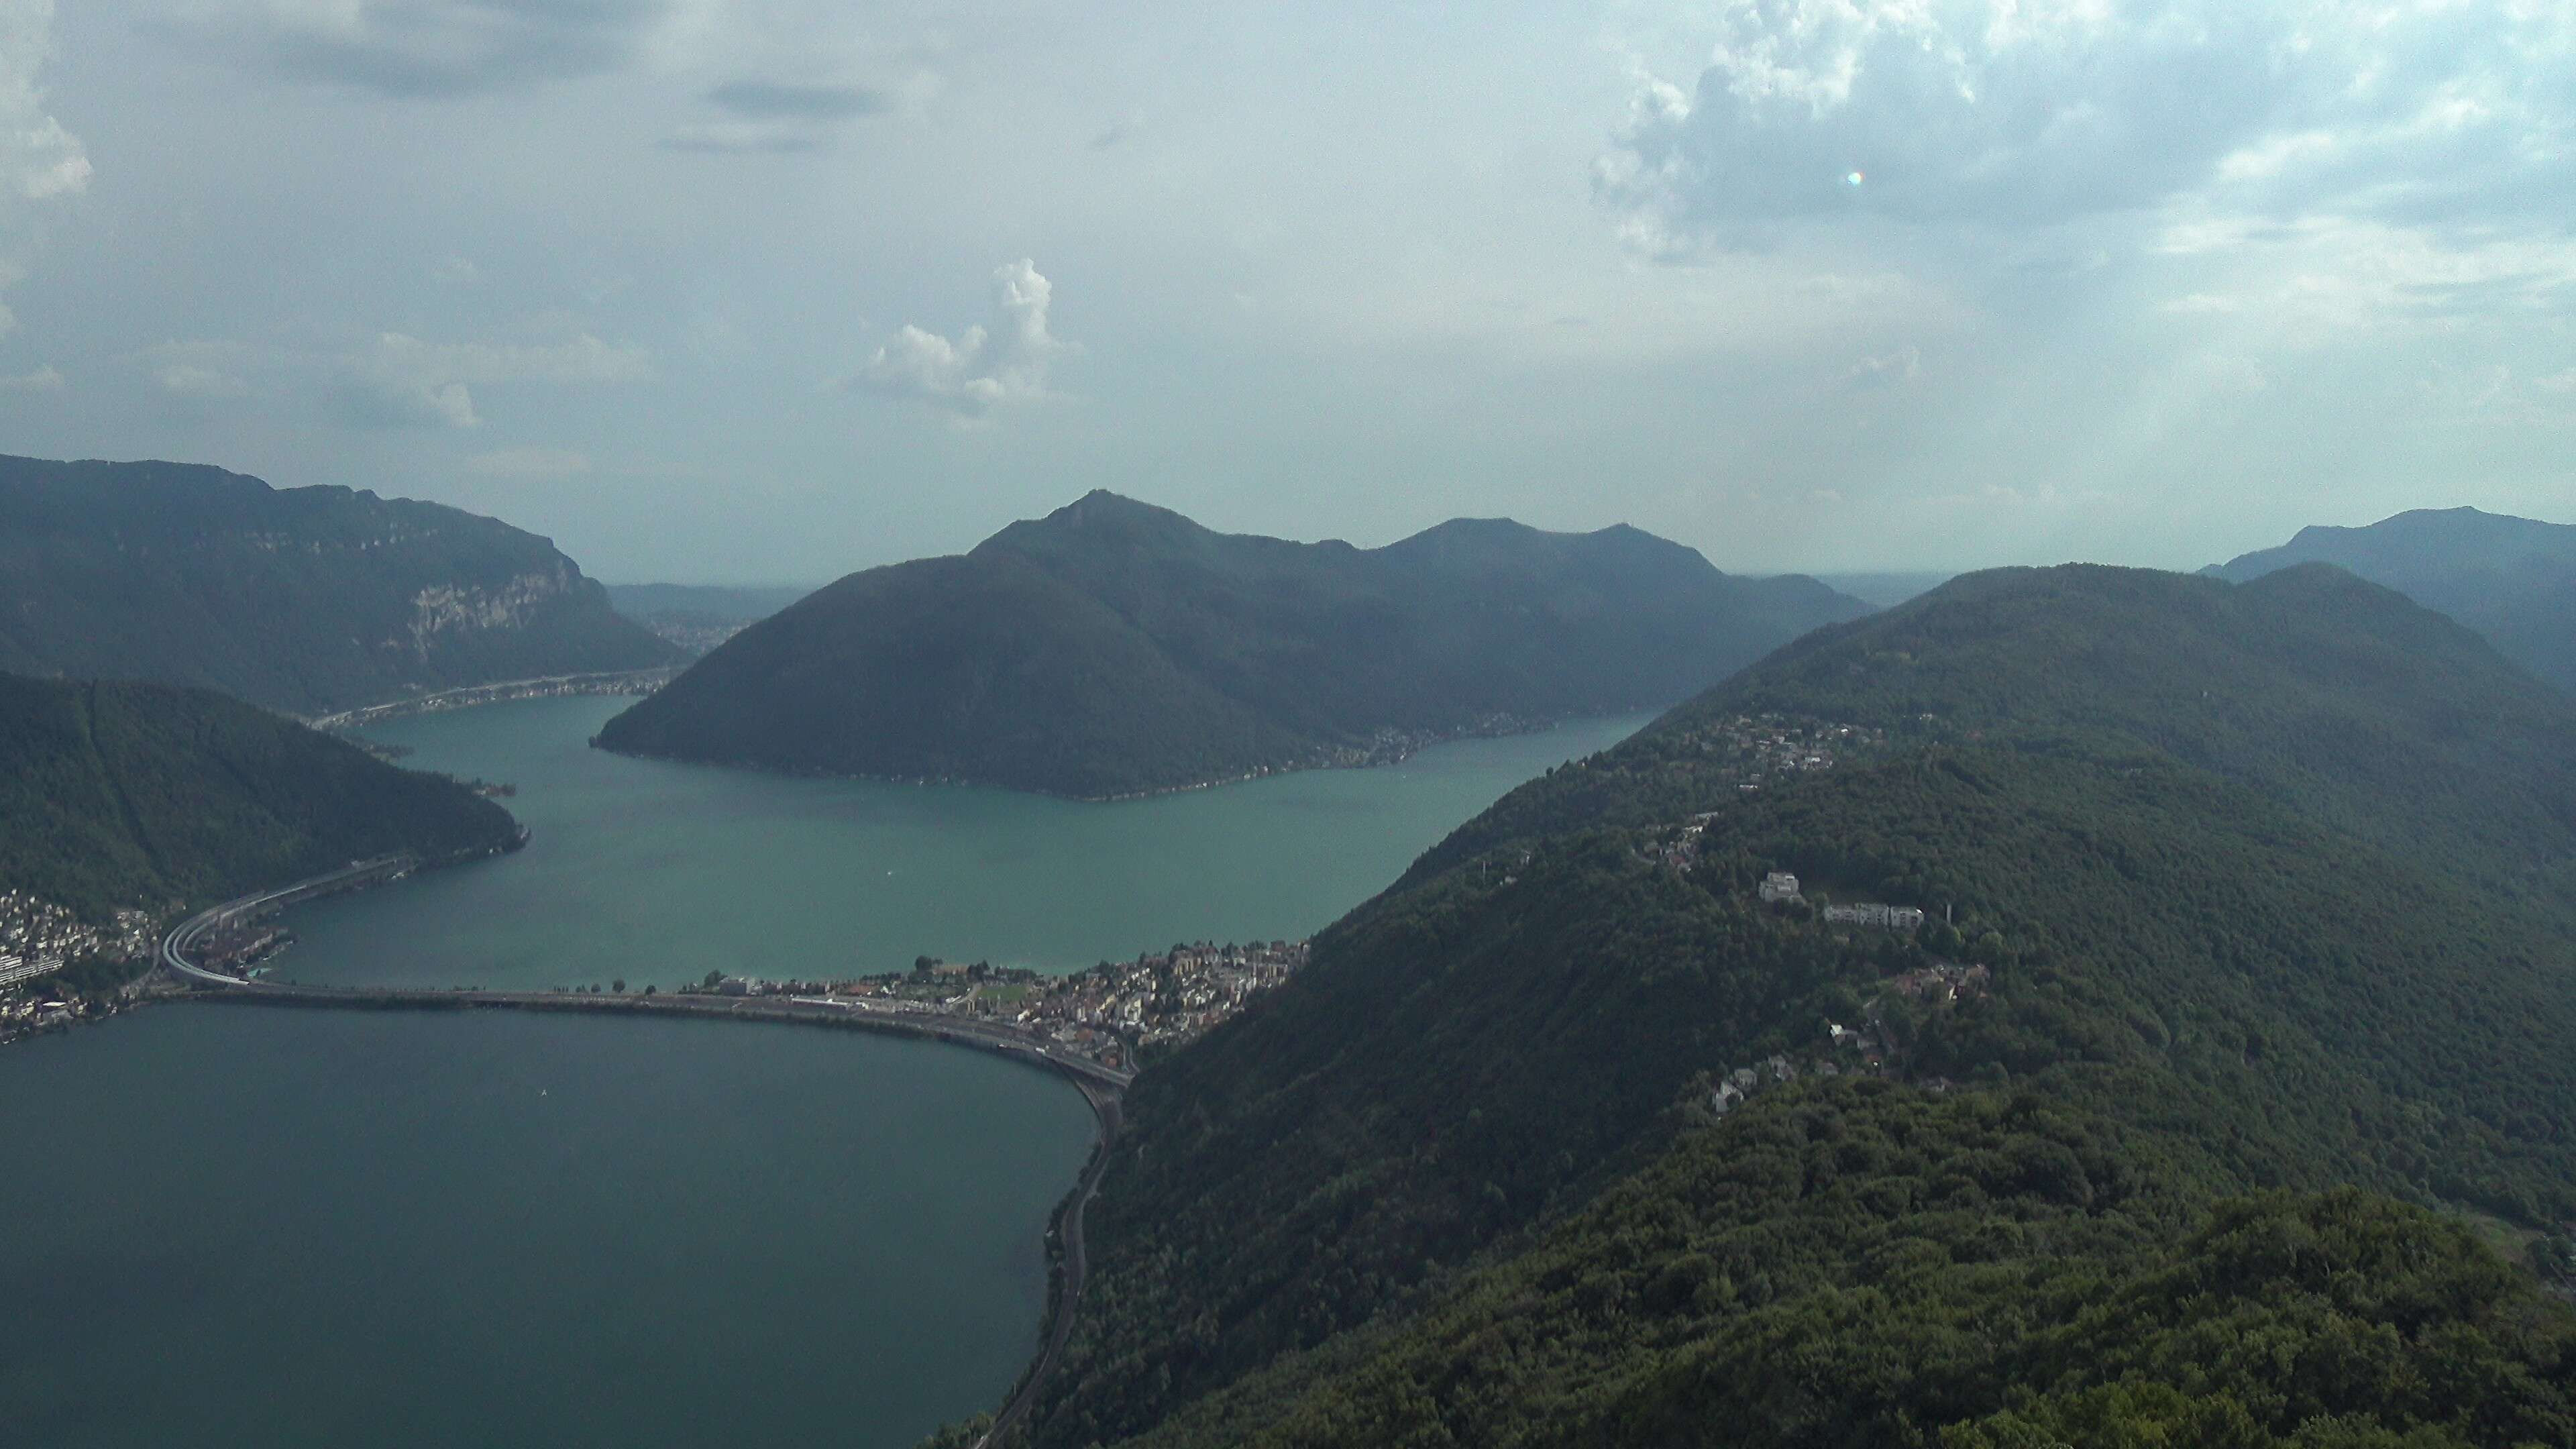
[0,1006,1096,1449]
[8,700,1641,1447]
[278,696,1647,990]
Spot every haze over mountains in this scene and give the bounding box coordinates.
[2211,506,2576,693]
[0,455,676,717]
[596,492,1872,798]
[1001,564,2576,1448]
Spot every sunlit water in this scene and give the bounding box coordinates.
[9,698,1641,1448]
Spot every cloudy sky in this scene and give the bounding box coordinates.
[1,1,2569,583]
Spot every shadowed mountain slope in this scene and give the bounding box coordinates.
[996,564,2576,1449]
[596,492,1870,797]
[2210,506,2576,692]
[0,455,677,716]
[0,671,519,926]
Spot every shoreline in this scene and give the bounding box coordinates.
[590,706,1654,805]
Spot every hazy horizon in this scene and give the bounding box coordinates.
[3,1,2570,582]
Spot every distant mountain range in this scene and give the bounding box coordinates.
[1002,562,2576,1449]
[595,492,1874,798]
[2209,506,2575,692]
[0,455,678,716]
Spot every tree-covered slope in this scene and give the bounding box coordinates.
[595,492,1870,797]
[0,671,520,923]
[1116,1087,2576,1449]
[2211,506,2576,693]
[1422,563,2576,900]
[0,455,678,716]
[1016,564,2576,1449]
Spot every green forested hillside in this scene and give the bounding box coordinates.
[0,455,676,715]
[2210,506,2576,693]
[0,672,519,924]
[1007,564,2576,1449]
[595,493,1870,797]
[1121,1088,2575,1449]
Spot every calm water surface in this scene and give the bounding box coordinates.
[12,699,1639,1448]
[1,1006,1095,1449]
[282,696,1646,989]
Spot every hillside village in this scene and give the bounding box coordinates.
[1707,868,1996,1120]
[0,890,158,1044]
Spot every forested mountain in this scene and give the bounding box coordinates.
[996,564,2576,1449]
[0,671,519,926]
[2210,506,2576,692]
[595,492,1871,797]
[0,455,678,716]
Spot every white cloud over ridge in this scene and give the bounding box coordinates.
[1600,0,2576,255]
[354,329,651,427]
[854,259,1069,419]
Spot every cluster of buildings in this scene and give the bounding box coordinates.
[308,667,673,731]
[0,892,153,994]
[683,938,1313,1072]
[0,893,158,1045]
[1668,714,1889,792]
[1754,873,1927,931]
[1708,1031,1895,1116]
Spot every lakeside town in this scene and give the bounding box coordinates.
[0,890,159,1043]
[669,938,1312,1073]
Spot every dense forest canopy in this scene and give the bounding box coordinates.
[0,670,519,926]
[594,491,1870,797]
[1001,564,2576,1449]
[0,454,676,716]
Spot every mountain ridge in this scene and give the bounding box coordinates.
[2208,505,2576,692]
[0,454,678,716]
[596,494,1873,798]
[1002,561,2576,1449]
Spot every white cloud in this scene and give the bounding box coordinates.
[0,0,86,205]
[0,0,87,339]
[156,360,250,397]
[1600,1,2576,254]
[853,258,1070,419]
[172,0,669,97]
[1839,344,1921,391]
[466,445,592,479]
[354,329,650,427]
[0,362,60,392]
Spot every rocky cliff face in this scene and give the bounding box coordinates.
[0,455,677,714]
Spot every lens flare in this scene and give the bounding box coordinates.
[1845,170,1866,187]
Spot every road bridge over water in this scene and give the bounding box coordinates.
[158,875,1130,1445]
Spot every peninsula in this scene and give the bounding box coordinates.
[593,492,1870,798]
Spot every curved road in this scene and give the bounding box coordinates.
[977,1077,1121,1449]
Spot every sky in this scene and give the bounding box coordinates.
[0,0,2569,584]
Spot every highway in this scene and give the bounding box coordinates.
[977,1075,1121,1449]
[160,857,416,987]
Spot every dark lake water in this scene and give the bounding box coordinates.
[0,1006,1095,1449]
[6,700,1642,1447]
[280,696,1646,990]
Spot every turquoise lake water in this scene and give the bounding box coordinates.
[5,699,1641,1447]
